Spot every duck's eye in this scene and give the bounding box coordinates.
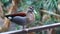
[8,17,12,19]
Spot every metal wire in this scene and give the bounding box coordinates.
[1,23,60,34]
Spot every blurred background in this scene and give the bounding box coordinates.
[0,0,60,34]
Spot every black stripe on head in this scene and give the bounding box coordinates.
[28,6,34,13]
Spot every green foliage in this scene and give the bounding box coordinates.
[1,0,9,3]
[1,0,60,34]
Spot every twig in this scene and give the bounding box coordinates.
[41,10,60,17]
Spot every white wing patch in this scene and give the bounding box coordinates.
[8,17,12,19]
